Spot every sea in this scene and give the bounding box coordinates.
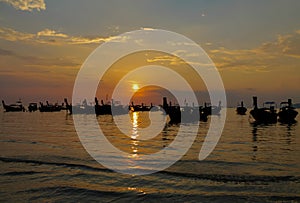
[0,108,299,202]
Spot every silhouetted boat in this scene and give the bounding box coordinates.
[39,101,62,112]
[202,101,222,116]
[64,98,95,115]
[129,102,152,112]
[278,99,298,123]
[2,100,25,112]
[162,97,206,124]
[249,96,277,124]
[236,101,247,115]
[28,103,38,112]
[94,97,111,115]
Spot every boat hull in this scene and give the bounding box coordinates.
[250,108,277,124]
[236,107,247,115]
[278,109,298,123]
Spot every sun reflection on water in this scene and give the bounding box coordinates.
[131,112,139,140]
[129,112,139,159]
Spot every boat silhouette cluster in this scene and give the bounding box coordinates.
[2,95,298,125]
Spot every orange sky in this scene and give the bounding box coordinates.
[0,1,300,106]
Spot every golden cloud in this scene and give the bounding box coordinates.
[0,26,123,45]
[0,0,46,11]
[209,30,300,72]
[37,29,68,38]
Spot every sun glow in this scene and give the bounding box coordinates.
[132,84,139,91]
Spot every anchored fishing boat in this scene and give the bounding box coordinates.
[202,101,222,116]
[2,100,25,112]
[28,103,38,112]
[278,99,298,123]
[64,98,95,115]
[249,97,277,124]
[39,101,62,112]
[129,102,153,112]
[162,97,206,124]
[236,101,247,115]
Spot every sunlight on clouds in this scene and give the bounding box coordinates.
[69,35,125,45]
[209,30,300,73]
[0,26,125,45]
[37,29,68,38]
[0,0,46,11]
[0,27,35,41]
[146,55,183,66]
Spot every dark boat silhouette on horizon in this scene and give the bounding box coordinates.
[28,103,38,112]
[2,100,25,112]
[39,101,63,112]
[236,101,247,115]
[95,97,128,116]
[129,102,153,112]
[64,98,95,115]
[278,99,298,123]
[65,97,129,115]
[162,97,208,124]
[249,96,277,124]
[202,101,222,116]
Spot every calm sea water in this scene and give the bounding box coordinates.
[0,108,299,202]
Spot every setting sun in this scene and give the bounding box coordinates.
[132,84,139,91]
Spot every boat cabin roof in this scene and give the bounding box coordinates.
[264,101,275,104]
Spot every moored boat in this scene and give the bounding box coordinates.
[236,101,247,115]
[28,103,38,112]
[64,98,95,115]
[39,101,62,112]
[278,99,298,123]
[202,101,222,116]
[162,97,206,124]
[129,102,152,112]
[2,100,25,112]
[249,97,277,124]
[95,97,112,115]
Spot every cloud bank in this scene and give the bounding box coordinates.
[0,27,122,45]
[0,0,46,11]
[209,30,300,73]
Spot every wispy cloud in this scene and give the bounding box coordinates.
[208,30,300,72]
[0,27,123,45]
[0,0,46,11]
[0,27,35,41]
[146,55,184,66]
[37,29,68,38]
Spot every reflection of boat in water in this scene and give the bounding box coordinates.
[28,103,38,112]
[2,100,25,112]
[236,101,247,115]
[39,101,62,112]
[278,99,298,123]
[249,96,277,124]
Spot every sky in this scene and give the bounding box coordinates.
[0,0,300,106]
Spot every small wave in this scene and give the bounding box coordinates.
[18,186,300,202]
[159,171,299,183]
[2,171,42,176]
[18,186,141,202]
[0,157,112,173]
